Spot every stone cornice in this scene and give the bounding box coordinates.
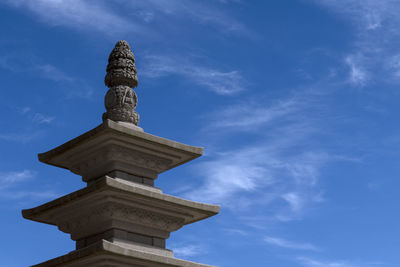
[32,240,215,267]
[37,120,203,181]
[22,176,219,241]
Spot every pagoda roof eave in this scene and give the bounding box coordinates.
[22,176,220,227]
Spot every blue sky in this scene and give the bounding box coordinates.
[0,0,400,266]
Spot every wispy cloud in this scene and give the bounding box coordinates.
[142,55,245,95]
[0,53,93,98]
[18,106,55,124]
[37,64,74,82]
[4,0,247,37]
[32,113,55,124]
[184,145,329,220]
[0,107,54,143]
[2,0,247,97]
[17,107,31,114]
[130,0,247,33]
[204,97,304,130]
[0,54,73,82]
[223,228,248,236]
[181,92,344,223]
[0,170,35,189]
[264,236,319,251]
[0,170,56,200]
[313,0,397,32]
[345,55,368,86]
[5,0,141,37]
[183,147,274,205]
[171,245,203,257]
[0,190,57,200]
[298,257,354,267]
[0,132,44,143]
[311,0,400,87]
[297,257,385,267]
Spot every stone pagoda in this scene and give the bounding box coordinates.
[22,40,220,267]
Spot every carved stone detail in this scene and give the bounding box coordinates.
[57,202,185,237]
[69,144,173,177]
[106,146,172,172]
[103,40,140,125]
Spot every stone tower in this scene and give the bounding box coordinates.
[22,41,220,267]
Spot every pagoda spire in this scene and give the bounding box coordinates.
[103,40,140,125]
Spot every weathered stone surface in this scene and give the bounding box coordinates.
[32,240,215,267]
[105,40,138,88]
[22,176,219,252]
[103,40,140,125]
[37,119,203,182]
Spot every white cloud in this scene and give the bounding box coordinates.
[297,256,385,267]
[183,147,273,205]
[0,170,35,189]
[282,192,304,213]
[386,53,400,80]
[181,93,339,222]
[264,236,319,251]
[297,257,355,267]
[15,106,55,125]
[184,146,330,221]
[0,190,57,200]
[171,245,203,257]
[5,0,247,36]
[2,0,247,97]
[223,228,248,236]
[18,107,31,114]
[137,0,247,33]
[32,113,55,124]
[0,132,43,143]
[0,54,74,83]
[180,85,360,226]
[313,0,397,32]
[311,0,400,87]
[0,53,93,99]
[37,64,74,82]
[6,0,140,36]
[0,170,57,201]
[205,98,302,129]
[142,55,245,95]
[345,55,368,86]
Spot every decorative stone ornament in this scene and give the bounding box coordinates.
[103,40,140,125]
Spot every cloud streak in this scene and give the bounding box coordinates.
[142,55,245,95]
[4,0,247,37]
[181,92,341,223]
[0,170,35,189]
[311,0,400,87]
[297,257,354,267]
[0,54,73,82]
[204,97,305,129]
[264,236,319,251]
[171,245,203,257]
[32,113,55,124]
[0,52,93,99]
[0,170,57,201]
[345,55,368,86]
[6,0,142,37]
[0,132,44,143]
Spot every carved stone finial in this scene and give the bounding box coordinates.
[103,40,139,125]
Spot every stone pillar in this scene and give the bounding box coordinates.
[22,41,219,267]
